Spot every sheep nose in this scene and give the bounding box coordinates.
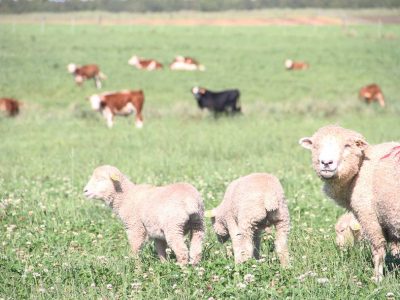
[321,159,333,167]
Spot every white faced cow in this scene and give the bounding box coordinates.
[89,90,144,128]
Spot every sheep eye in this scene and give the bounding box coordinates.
[344,144,351,148]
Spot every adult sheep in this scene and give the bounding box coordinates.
[299,125,400,282]
[84,165,205,265]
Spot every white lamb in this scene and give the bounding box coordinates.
[83,165,205,265]
[300,125,400,281]
[208,173,290,266]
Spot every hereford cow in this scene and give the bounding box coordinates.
[191,87,241,116]
[0,98,20,117]
[359,83,385,107]
[67,63,107,89]
[128,55,163,70]
[170,56,205,71]
[88,90,144,128]
[285,59,309,71]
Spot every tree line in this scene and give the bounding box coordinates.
[1,0,400,14]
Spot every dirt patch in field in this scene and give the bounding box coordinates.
[99,16,343,26]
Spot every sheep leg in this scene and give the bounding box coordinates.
[355,212,386,282]
[226,219,243,264]
[154,239,167,262]
[274,218,290,267]
[253,231,261,259]
[165,229,189,265]
[236,224,254,264]
[126,228,146,257]
[189,218,204,265]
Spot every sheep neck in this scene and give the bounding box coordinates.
[107,177,136,215]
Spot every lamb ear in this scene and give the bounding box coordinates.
[110,173,120,182]
[299,137,313,150]
[350,220,361,231]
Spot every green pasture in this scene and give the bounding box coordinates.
[0,16,400,299]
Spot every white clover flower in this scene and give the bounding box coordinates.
[244,273,255,283]
[106,284,113,290]
[236,282,246,289]
[316,278,329,284]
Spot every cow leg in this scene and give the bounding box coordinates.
[135,112,143,128]
[102,108,114,128]
[95,76,102,89]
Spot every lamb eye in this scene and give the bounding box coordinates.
[345,144,351,148]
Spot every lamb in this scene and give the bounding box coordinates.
[207,173,290,266]
[335,212,364,248]
[335,212,400,255]
[83,165,205,265]
[299,125,400,281]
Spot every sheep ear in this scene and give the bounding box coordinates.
[200,88,206,94]
[350,220,361,231]
[355,139,368,150]
[110,173,120,182]
[299,137,313,150]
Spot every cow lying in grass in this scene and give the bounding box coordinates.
[170,56,205,71]
[128,56,163,70]
[0,98,20,117]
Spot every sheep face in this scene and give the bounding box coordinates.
[84,165,122,204]
[335,213,362,248]
[211,216,229,243]
[299,125,368,181]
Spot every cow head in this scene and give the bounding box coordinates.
[128,55,139,66]
[88,94,102,111]
[191,87,207,102]
[67,63,77,73]
[284,59,293,69]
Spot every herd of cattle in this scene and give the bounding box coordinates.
[0,56,386,127]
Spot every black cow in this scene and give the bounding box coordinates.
[191,87,241,116]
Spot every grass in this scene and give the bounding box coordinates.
[1,13,400,299]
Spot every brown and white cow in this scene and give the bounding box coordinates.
[169,56,205,71]
[67,63,107,89]
[359,83,385,107]
[0,98,20,117]
[128,56,163,70]
[88,90,144,128]
[285,59,309,71]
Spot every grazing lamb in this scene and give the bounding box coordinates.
[285,59,309,71]
[67,63,106,89]
[84,165,205,265]
[335,212,364,248]
[0,98,20,116]
[299,125,400,281]
[128,55,163,70]
[359,83,385,107]
[207,173,290,266]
